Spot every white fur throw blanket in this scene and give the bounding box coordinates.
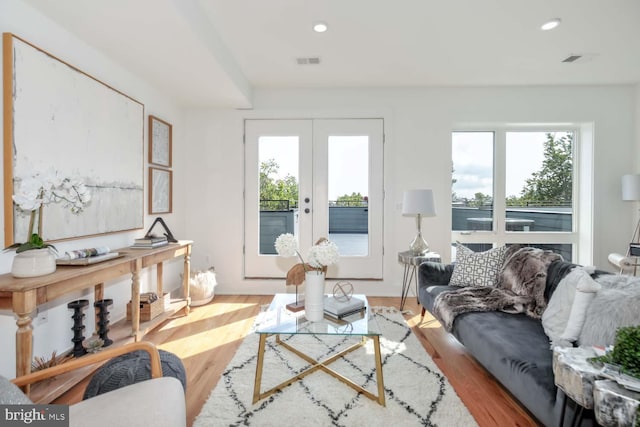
[433,248,563,331]
[578,274,640,346]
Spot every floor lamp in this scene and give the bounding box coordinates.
[622,174,640,274]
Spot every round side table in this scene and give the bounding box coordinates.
[397,251,441,311]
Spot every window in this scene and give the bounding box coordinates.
[452,128,577,261]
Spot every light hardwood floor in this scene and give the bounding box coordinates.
[55,295,540,426]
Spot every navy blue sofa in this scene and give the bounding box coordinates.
[418,259,599,427]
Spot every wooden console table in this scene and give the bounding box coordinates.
[0,240,192,393]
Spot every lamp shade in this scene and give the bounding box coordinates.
[402,189,436,216]
[622,174,640,201]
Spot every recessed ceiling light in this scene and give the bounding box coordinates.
[540,18,561,31]
[313,22,328,33]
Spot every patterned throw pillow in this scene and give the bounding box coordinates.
[449,244,508,287]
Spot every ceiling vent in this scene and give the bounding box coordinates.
[562,55,582,63]
[296,57,321,65]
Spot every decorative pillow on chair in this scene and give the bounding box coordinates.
[449,243,508,288]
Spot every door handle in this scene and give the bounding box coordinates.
[304,197,310,203]
[304,208,310,214]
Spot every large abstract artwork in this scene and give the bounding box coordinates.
[2,34,144,245]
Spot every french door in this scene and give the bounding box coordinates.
[244,118,384,279]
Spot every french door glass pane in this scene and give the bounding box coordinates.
[452,132,494,231]
[328,136,369,256]
[245,118,383,279]
[505,132,573,232]
[258,136,299,254]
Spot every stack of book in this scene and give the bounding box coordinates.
[324,296,366,320]
[131,235,168,249]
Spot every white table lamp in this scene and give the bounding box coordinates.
[623,174,640,243]
[622,175,640,276]
[402,189,436,255]
[622,174,640,202]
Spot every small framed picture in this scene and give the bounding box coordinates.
[149,167,173,214]
[149,115,172,167]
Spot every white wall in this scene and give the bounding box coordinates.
[0,1,186,377]
[184,85,637,297]
[634,84,640,226]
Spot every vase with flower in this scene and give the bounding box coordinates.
[5,171,91,278]
[274,233,339,321]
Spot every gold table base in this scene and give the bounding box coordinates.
[253,334,386,406]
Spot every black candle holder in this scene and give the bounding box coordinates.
[67,299,89,357]
[94,299,114,347]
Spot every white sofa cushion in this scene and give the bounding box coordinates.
[542,267,599,347]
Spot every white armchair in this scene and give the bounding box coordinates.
[1,342,186,427]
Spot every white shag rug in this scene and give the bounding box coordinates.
[194,307,477,427]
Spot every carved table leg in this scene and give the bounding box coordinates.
[131,258,142,340]
[183,246,191,315]
[156,262,164,299]
[15,314,33,393]
[13,289,37,392]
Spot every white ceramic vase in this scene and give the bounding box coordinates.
[304,270,325,322]
[11,248,57,278]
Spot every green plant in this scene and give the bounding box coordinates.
[7,232,56,254]
[85,337,105,353]
[592,325,640,378]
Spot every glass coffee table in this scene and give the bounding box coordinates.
[253,293,385,406]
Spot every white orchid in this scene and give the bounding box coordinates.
[12,177,45,211]
[51,177,91,213]
[13,172,91,214]
[8,171,92,253]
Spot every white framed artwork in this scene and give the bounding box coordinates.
[149,115,172,168]
[149,167,172,214]
[3,33,144,245]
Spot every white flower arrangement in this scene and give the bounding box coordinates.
[274,233,340,285]
[274,233,299,258]
[7,171,91,253]
[307,239,340,269]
